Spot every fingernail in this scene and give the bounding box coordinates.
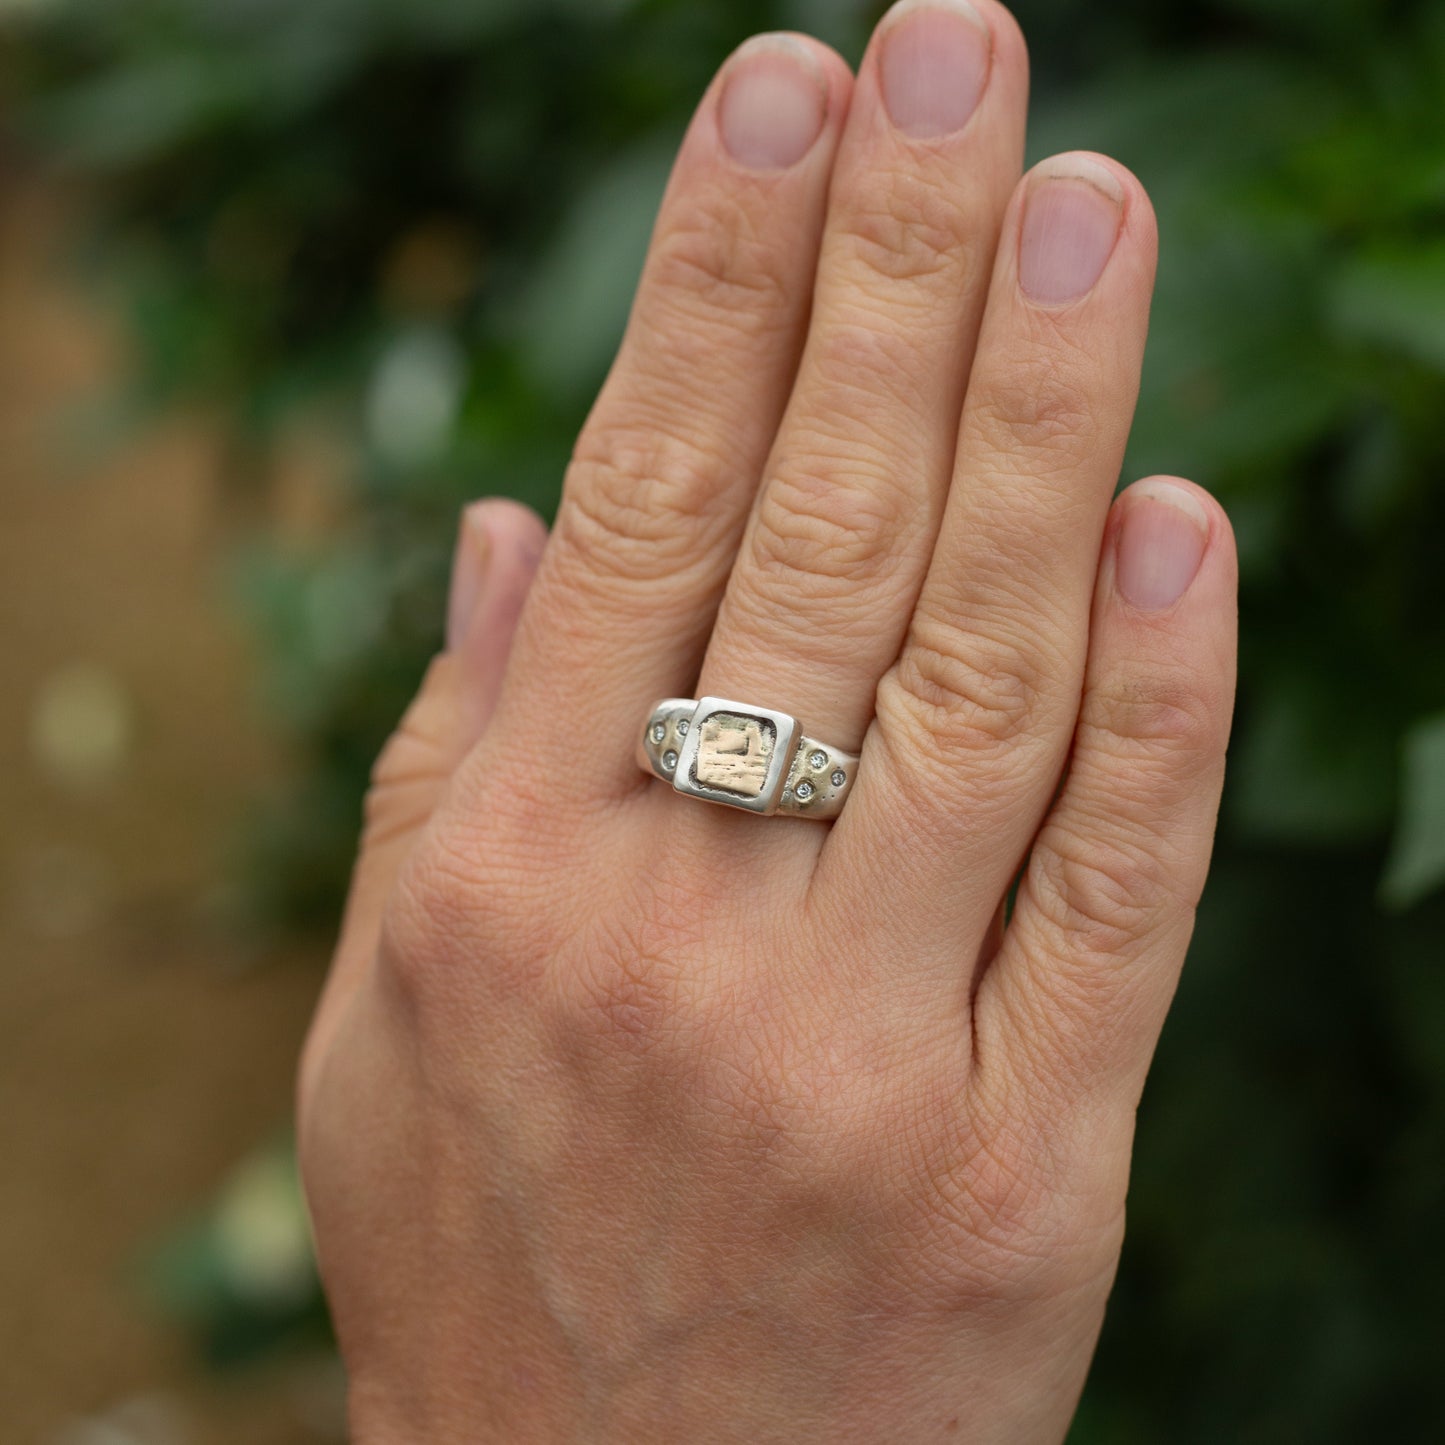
[1114,481,1210,612]
[446,505,492,650]
[719,36,828,170]
[878,0,991,140]
[1019,158,1124,305]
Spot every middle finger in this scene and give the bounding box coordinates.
[693,0,1029,760]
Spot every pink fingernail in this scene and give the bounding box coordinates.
[446,505,492,650]
[718,37,828,171]
[1019,158,1124,305]
[878,0,991,140]
[1114,481,1210,612]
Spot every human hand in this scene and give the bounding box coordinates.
[298,2,1237,1439]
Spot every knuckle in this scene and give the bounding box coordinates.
[973,354,1097,457]
[882,622,1049,760]
[550,901,847,1170]
[835,171,982,286]
[647,192,793,326]
[949,1123,1056,1258]
[683,989,899,1182]
[551,873,707,1061]
[557,423,733,586]
[749,454,912,598]
[699,1031,819,1168]
[361,661,456,850]
[368,661,453,789]
[907,1111,1087,1306]
[1081,676,1221,774]
[377,839,472,1009]
[1026,823,1183,964]
[378,822,523,1011]
[566,945,688,1061]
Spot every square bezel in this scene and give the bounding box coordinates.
[672,696,798,814]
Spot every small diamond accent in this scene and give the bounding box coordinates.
[795,779,815,802]
[663,750,679,771]
[677,718,689,736]
[808,749,828,771]
[831,769,847,788]
[650,721,666,745]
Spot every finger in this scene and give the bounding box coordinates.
[978,478,1237,1106]
[831,153,1158,939]
[302,500,546,1089]
[696,0,1029,758]
[436,499,549,786]
[367,499,547,863]
[485,35,853,801]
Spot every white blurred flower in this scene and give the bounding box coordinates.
[29,662,134,792]
[215,1151,315,1307]
[365,326,466,468]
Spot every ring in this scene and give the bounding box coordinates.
[637,696,859,820]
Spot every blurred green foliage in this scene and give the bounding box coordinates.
[7,0,1445,1437]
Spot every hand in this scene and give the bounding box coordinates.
[298,2,1238,1439]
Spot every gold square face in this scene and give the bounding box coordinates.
[694,712,776,798]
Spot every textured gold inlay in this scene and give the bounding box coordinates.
[695,713,774,797]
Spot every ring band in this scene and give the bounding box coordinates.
[637,696,859,820]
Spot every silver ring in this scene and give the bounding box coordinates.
[637,696,859,821]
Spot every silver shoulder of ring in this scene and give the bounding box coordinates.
[637,697,858,822]
[636,697,697,782]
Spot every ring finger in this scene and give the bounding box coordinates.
[471,33,853,806]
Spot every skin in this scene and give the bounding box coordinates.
[298,3,1239,1440]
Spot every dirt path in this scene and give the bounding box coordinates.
[0,179,340,1443]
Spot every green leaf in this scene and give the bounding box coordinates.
[33,55,250,167]
[1381,713,1445,910]
[511,134,675,399]
[1230,679,1399,846]
[1329,244,1445,372]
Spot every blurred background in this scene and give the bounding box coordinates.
[1,0,1443,1440]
